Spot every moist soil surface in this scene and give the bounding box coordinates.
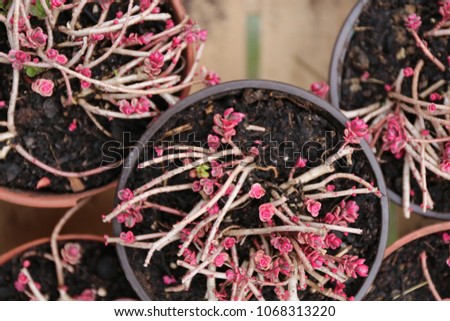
[365,230,450,300]
[118,88,383,300]
[339,0,450,213]
[0,239,138,301]
[0,1,183,193]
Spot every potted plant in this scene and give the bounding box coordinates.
[102,80,389,301]
[365,221,450,300]
[329,0,450,219]
[0,0,216,207]
[0,199,138,300]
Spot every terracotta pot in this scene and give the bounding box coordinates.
[0,0,194,209]
[112,79,390,301]
[0,234,103,266]
[328,0,450,220]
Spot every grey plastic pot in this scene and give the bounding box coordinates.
[113,80,389,301]
[329,0,450,220]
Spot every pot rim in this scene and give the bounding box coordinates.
[112,79,390,301]
[0,0,193,209]
[328,0,450,220]
[0,234,103,266]
[384,221,450,259]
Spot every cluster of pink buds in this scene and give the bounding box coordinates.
[338,255,369,278]
[405,14,422,30]
[118,97,152,115]
[14,272,29,292]
[75,65,92,89]
[254,250,272,270]
[202,69,221,87]
[270,236,293,254]
[46,49,68,65]
[19,27,48,49]
[344,117,369,144]
[207,134,221,152]
[118,188,134,201]
[61,242,82,265]
[144,51,165,76]
[120,231,136,244]
[325,200,360,226]
[31,79,55,97]
[212,108,246,141]
[116,205,143,228]
[382,115,407,159]
[440,142,450,173]
[8,50,31,70]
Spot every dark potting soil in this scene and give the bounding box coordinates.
[365,230,450,300]
[339,0,450,213]
[119,88,383,300]
[0,239,138,301]
[0,1,184,193]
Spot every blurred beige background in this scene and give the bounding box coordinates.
[0,0,438,255]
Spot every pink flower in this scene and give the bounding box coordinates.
[76,289,96,301]
[207,134,221,152]
[403,67,414,77]
[20,27,48,48]
[134,97,151,113]
[31,79,54,97]
[144,51,164,75]
[222,237,236,250]
[118,100,135,115]
[162,275,176,285]
[213,108,245,140]
[430,93,442,101]
[120,231,136,244]
[440,160,450,173]
[306,249,325,269]
[46,49,59,59]
[214,252,229,267]
[200,178,215,195]
[50,0,66,8]
[382,115,407,158]
[117,207,143,228]
[210,160,223,178]
[428,103,437,113]
[165,19,174,30]
[271,236,293,254]
[325,233,342,250]
[254,250,272,271]
[61,242,82,265]
[295,156,307,168]
[8,50,31,70]
[75,65,92,88]
[259,203,275,222]
[297,232,323,249]
[326,184,336,192]
[203,70,221,87]
[310,81,329,99]
[305,198,321,217]
[340,200,360,223]
[443,232,450,244]
[55,54,68,65]
[249,183,266,199]
[171,36,182,48]
[118,188,134,201]
[344,117,368,144]
[405,14,422,30]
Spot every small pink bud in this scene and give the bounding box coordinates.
[120,231,136,244]
[36,177,51,189]
[116,11,123,18]
[430,93,442,101]
[0,101,5,108]
[55,54,68,65]
[405,14,422,30]
[165,19,174,29]
[118,188,134,201]
[61,242,82,265]
[326,184,336,192]
[428,103,437,113]
[214,253,229,267]
[443,232,450,244]
[254,250,272,270]
[68,119,77,132]
[361,71,370,80]
[23,260,30,268]
[295,156,307,168]
[421,129,429,136]
[403,67,414,77]
[310,81,329,99]
[46,48,59,59]
[31,79,54,97]
[222,237,236,250]
[446,257,450,267]
[162,275,176,285]
[305,198,321,217]
[384,84,392,92]
[249,183,266,199]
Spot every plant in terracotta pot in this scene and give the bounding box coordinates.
[0,0,216,207]
[329,0,450,219]
[102,80,389,301]
[365,222,450,300]
[0,199,138,300]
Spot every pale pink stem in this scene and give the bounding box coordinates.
[20,267,47,301]
[176,261,227,279]
[182,246,224,284]
[78,99,159,119]
[224,225,326,237]
[304,187,379,200]
[138,152,209,169]
[178,214,218,256]
[143,201,186,217]
[420,251,443,301]
[409,31,445,71]
[402,159,411,219]
[302,173,375,192]
[14,144,121,178]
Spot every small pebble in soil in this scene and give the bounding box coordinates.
[96,257,119,280]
